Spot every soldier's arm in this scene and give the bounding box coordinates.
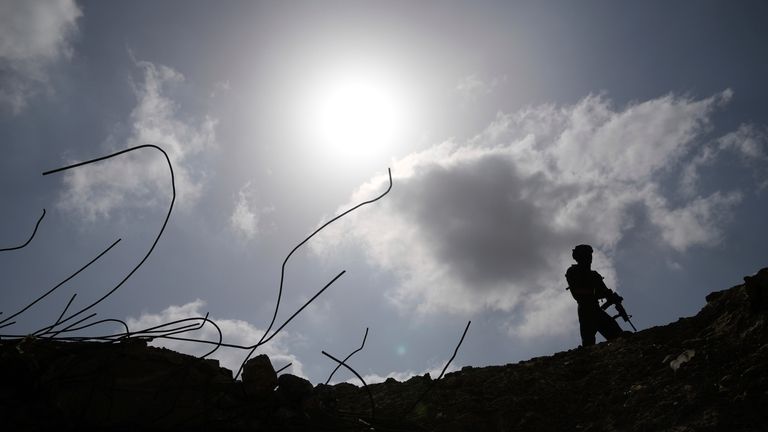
[565,268,576,288]
[593,271,615,300]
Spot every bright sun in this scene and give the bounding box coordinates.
[305,68,408,163]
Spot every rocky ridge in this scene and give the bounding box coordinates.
[1,267,767,431]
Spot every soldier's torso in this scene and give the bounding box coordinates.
[566,265,604,304]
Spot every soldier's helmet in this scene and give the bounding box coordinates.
[572,244,593,262]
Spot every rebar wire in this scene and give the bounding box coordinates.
[190,315,223,359]
[237,168,392,380]
[127,315,209,336]
[152,314,223,359]
[275,362,292,375]
[2,318,215,344]
[0,153,395,412]
[48,293,78,334]
[259,270,346,348]
[326,327,369,385]
[0,208,46,252]
[106,315,218,345]
[40,144,175,332]
[322,349,375,421]
[48,313,99,338]
[32,292,78,337]
[107,315,225,357]
[0,239,121,330]
[42,318,131,338]
[235,270,346,379]
[24,314,226,358]
[435,321,470,381]
[407,320,471,414]
[127,323,200,338]
[149,335,251,350]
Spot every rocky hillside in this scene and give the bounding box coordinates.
[2,267,767,431]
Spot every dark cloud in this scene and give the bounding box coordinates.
[395,155,579,291]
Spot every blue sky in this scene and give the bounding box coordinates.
[1,0,766,384]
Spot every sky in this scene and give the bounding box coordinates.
[1,0,766,384]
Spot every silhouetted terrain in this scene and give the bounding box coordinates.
[2,267,766,431]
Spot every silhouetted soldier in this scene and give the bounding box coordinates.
[566,244,625,346]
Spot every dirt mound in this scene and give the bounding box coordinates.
[1,268,766,431]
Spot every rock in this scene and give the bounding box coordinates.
[705,290,725,303]
[242,354,277,398]
[308,383,337,413]
[276,373,313,408]
[668,349,696,371]
[744,267,768,312]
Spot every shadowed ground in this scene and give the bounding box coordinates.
[1,267,766,431]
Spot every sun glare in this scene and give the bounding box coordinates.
[305,68,408,164]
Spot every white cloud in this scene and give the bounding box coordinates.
[229,181,273,240]
[312,90,744,338]
[719,123,768,161]
[456,74,507,101]
[57,59,217,221]
[679,144,717,197]
[0,0,81,113]
[679,122,768,195]
[719,123,768,190]
[644,188,742,252]
[341,364,460,386]
[210,80,231,98]
[505,285,575,339]
[231,184,258,239]
[126,299,304,378]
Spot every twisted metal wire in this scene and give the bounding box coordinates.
[0,239,122,330]
[0,144,396,398]
[322,349,375,421]
[0,208,46,252]
[235,168,392,379]
[407,320,471,414]
[39,144,175,332]
[326,327,369,385]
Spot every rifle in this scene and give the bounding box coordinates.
[601,293,638,332]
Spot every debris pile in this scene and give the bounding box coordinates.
[1,267,766,431]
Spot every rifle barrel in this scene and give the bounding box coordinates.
[627,318,638,332]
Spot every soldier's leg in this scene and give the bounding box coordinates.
[596,308,624,341]
[577,303,597,346]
